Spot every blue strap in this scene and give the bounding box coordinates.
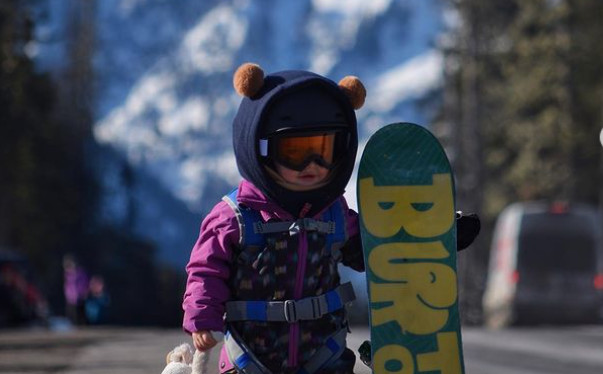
[224,329,272,374]
[298,326,348,373]
[225,325,348,374]
[225,187,238,204]
[235,352,252,369]
[246,301,268,321]
[226,282,355,322]
[223,187,266,248]
[240,206,265,248]
[325,337,340,354]
[322,198,346,253]
[224,188,347,254]
[325,288,343,312]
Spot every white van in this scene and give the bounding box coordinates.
[483,201,603,328]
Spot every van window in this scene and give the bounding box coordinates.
[517,212,597,274]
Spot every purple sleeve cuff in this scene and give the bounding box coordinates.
[182,201,239,333]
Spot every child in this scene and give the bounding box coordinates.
[182,63,479,374]
[63,254,89,326]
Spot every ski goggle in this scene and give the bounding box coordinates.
[260,131,343,171]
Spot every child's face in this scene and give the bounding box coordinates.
[275,161,330,188]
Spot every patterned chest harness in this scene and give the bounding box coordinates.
[221,188,357,374]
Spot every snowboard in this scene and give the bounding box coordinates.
[357,123,464,374]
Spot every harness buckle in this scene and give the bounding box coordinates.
[289,218,315,235]
[327,221,336,234]
[302,218,318,231]
[311,297,323,319]
[284,300,298,323]
[253,221,265,234]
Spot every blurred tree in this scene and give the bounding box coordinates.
[438,0,603,323]
[485,0,574,212]
[0,1,186,325]
[0,0,99,314]
[566,0,603,206]
[436,0,520,324]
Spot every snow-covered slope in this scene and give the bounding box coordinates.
[34,0,446,267]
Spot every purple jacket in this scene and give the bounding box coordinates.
[182,179,360,334]
[64,267,89,305]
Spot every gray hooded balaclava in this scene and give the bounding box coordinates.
[232,63,365,218]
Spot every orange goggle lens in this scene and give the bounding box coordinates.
[274,133,336,171]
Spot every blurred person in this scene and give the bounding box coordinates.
[63,254,89,325]
[0,263,33,326]
[85,275,110,325]
[0,255,48,327]
[182,63,480,374]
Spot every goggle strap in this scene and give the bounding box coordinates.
[259,139,269,157]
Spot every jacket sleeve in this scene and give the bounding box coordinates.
[182,201,239,334]
[339,199,365,272]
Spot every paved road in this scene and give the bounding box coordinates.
[0,326,370,374]
[0,327,190,374]
[2,325,603,373]
[463,325,603,374]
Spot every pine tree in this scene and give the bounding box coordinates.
[439,0,603,323]
[0,0,99,311]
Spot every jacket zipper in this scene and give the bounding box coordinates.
[289,230,308,368]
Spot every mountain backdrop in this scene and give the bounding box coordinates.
[32,0,447,270]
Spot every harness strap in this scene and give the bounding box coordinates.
[225,282,355,323]
[299,327,347,374]
[254,218,335,236]
[224,325,348,374]
[224,328,272,374]
[321,198,346,259]
[222,188,348,262]
[223,189,265,248]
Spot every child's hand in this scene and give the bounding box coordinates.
[192,330,218,352]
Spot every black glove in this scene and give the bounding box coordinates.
[456,211,480,251]
[341,235,365,272]
[358,340,372,367]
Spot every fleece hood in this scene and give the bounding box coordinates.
[231,63,366,218]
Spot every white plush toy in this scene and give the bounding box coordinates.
[161,343,208,374]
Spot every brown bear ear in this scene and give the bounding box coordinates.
[233,63,265,97]
[338,76,366,110]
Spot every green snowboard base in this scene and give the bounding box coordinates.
[357,123,464,374]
